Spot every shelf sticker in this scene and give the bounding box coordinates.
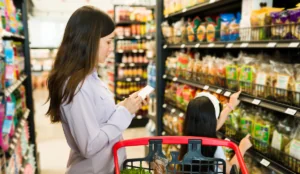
[267,42,276,48]
[226,43,233,48]
[285,108,297,116]
[162,104,167,108]
[182,8,187,12]
[146,35,152,40]
[126,78,132,82]
[162,74,167,79]
[138,49,144,53]
[208,43,215,48]
[173,77,178,82]
[163,45,168,49]
[162,131,166,135]
[135,35,141,39]
[118,50,124,53]
[252,99,261,105]
[129,63,135,67]
[203,85,209,90]
[120,63,125,67]
[137,115,142,119]
[118,36,124,39]
[171,108,176,113]
[260,159,270,167]
[132,49,138,53]
[179,113,184,117]
[289,42,299,48]
[181,44,185,48]
[195,43,200,48]
[240,43,249,48]
[135,77,141,81]
[209,0,216,3]
[216,89,222,94]
[224,91,231,97]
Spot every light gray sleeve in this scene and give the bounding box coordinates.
[64,88,133,159]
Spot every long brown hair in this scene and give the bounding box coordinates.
[46,6,114,123]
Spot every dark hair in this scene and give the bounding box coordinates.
[180,97,219,160]
[46,6,115,123]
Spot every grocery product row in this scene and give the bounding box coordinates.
[115,24,155,38]
[115,6,154,23]
[118,53,150,64]
[116,40,155,52]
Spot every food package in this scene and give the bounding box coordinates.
[173,18,185,44]
[239,56,257,95]
[176,52,189,78]
[182,86,196,109]
[288,4,300,39]
[270,10,290,39]
[254,63,272,98]
[192,52,201,81]
[153,154,168,174]
[186,56,194,80]
[176,84,184,108]
[161,21,173,44]
[215,58,228,87]
[196,22,206,42]
[220,13,235,41]
[271,117,294,152]
[165,55,177,76]
[294,64,300,106]
[284,125,300,172]
[225,58,239,91]
[239,108,254,135]
[229,12,241,41]
[271,61,295,104]
[206,17,220,42]
[201,55,215,85]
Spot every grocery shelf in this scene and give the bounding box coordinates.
[114,4,155,9]
[116,49,147,54]
[163,74,300,117]
[2,75,27,97]
[116,21,146,26]
[163,41,300,49]
[115,35,155,40]
[147,114,157,124]
[130,117,149,128]
[116,62,149,67]
[7,109,30,156]
[2,30,25,40]
[164,0,240,18]
[216,131,298,174]
[116,77,146,82]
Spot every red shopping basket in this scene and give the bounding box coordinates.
[113,136,248,174]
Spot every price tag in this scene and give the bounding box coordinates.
[179,113,184,117]
[162,104,167,108]
[240,43,249,48]
[208,43,215,47]
[226,43,233,48]
[162,131,166,136]
[216,89,222,94]
[163,45,168,49]
[138,49,144,53]
[132,49,138,53]
[118,50,124,53]
[137,115,142,119]
[266,42,276,48]
[146,35,152,40]
[252,99,261,105]
[260,159,270,167]
[163,74,167,79]
[224,91,231,97]
[285,108,297,116]
[195,43,200,48]
[203,85,209,90]
[135,35,141,39]
[171,108,176,113]
[120,63,125,67]
[126,78,132,82]
[182,8,187,12]
[173,77,178,82]
[118,36,124,39]
[289,42,299,48]
[129,63,135,67]
[209,0,216,3]
[135,77,141,81]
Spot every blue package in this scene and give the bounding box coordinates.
[2,119,13,134]
[220,13,235,41]
[5,102,15,116]
[4,41,14,64]
[229,12,241,41]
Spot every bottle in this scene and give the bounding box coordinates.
[122,54,128,63]
[128,53,133,63]
[138,53,143,63]
[133,54,138,63]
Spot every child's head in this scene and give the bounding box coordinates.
[183,92,221,138]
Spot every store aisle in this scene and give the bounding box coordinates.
[33,88,148,174]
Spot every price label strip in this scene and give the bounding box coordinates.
[260,159,270,167]
[173,77,178,82]
[203,85,209,90]
[252,99,261,105]
[226,43,233,48]
[224,91,231,97]
[181,44,185,48]
[285,108,297,116]
[240,43,249,48]
[195,43,200,48]
[216,89,222,94]
[266,42,276,48]
[289,42,299,48]
[208,43,215,48]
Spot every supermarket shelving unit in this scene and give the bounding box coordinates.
[113,5,156,128]
[0,0,38,173]
[155,0,300,174]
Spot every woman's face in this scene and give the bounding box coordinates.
[98,32,114,63]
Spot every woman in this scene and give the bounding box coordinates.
[46,6,144,174]
[180,91,252,173]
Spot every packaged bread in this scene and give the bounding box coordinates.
[192,53,202,81]
[161,21,173,44]
[173,18,185,44]
[186,56,194,80]
[215,58,229,87]
[288,4,300,39]
[220,13,235,41]
[239,56,257,95]
[225,58,240,91]
[254,63,272,98]
[294,64,300,106]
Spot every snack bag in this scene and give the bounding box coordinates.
[240,108,254,135]
[284,125,300,172]
[186,56,194,80]
[294,64,300,106]
[176,52,189,78]
[176,84,184,108]
[239,56,256,95]
[173,18,185,44]
[225,63,239,91]
[192,53,202,81]
[186,19,195,42]
[229,12,241,41]
[270,10,290,39]
[220,13,235,41]
[206,17,220,42]
[288,5,300,39]
[254,63,272,98]
[161,21,173,44]
[197,22,206,42]
[215,58,228,87]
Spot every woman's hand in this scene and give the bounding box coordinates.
[229,90,241,109]
[239,134,252,155]
[119,92,143,114]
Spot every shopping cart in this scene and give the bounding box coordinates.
[113,136,248,174]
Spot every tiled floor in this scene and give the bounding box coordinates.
[33,88,148,174]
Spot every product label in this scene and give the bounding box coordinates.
[226,65,237,80]
[5,65,14,79]
[276,75,289,89]
[253,123,270,144]
[271,130,282,150]
[289,140,300,160]
[295,83,300,92]
[256,73,267,85]
[5,102,15,116]
[2,119,13,134]
[240,118,253,134]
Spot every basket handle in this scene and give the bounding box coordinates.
[113,136,248,174]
